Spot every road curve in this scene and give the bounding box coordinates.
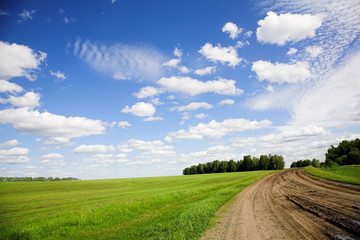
[202,168,360,240]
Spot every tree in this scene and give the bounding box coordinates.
[205,162,213,173]
[252,157,259,170]
[259,155,269,170]
[189,165,197,175]
[228,159,237,172]
[183,168,190,175]
[197,163,205,174]
[243,155,253,171]
[212,160,221,173]
[311,158,320,168]
[219,161,228,173]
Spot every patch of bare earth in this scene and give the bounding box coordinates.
[202,168,360,240]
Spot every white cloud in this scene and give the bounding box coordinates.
[18,9,36,22]
[222,22,242,39]
[219,99,235,106]
[195,113,208,119]
[40,153,64,159]
[2,92,40,108]
[121,102,156,117]
[118,121,131,129]
[167,118,272,141]
[117,139,175,160]
[0,80,23,93]
[287,48,298,55]
[151,98,164,105]
[50,70,66,82]
[0,108,106,139]
[290,51,360,127]
[143,116,164,121]
[73,144,116,154]
[158,76,243,96]
[0,147,30,164]
[266,85,274,92]
[173,47,182,58]
[251,60,311,84]
[162,58,181,67]
[43,137,72,145]
[199,43,242,67]
[172,102,212,112]
[306,46,323,58]
[245,31,253,37]
[179,66,190,74]
[134,86,163,99]
[41,159,66,166]
[74,39,165,81]
[194,66,216,76]
[256,11,322,46]
[0,41,46,80]
[0,139,20,149]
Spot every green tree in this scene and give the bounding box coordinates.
[243,155,253,171]
[219,161,228,173]
[189,165,197,175]
[259,155,269,170]
[228,159,237,172]
[197,163,205,174]
[311,158,320,168]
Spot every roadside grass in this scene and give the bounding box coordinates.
[305,165,360,185]
[0,170,276,240]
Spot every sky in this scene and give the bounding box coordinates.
[0,0,360,179]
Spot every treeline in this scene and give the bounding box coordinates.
[183,154,285,175]
[290,159,320,168]
[290,138,360,168]
[325,138,360,166]
[0,177,80,182]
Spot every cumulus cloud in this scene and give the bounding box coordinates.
[121,102,156,117]
[256,11,322,46]
[0,147,30,164]
[117,139,175,160]
[0,41,46,80]
[43,137,72,145]
[158,76,243,96]
[0,80,24,93]
[171,102,212,112]
[195,113,208,119]
[194,66,216,76]
[1,92,40,108]
[219,99,235,106]
[162,58,181,67]
[251,60,311,84]
[166,118,272,141]
[143,116,164,121]
[199,43,242,67]
[40,153,64,159]
[0,139,20,149]
[0,108,106,139]
[74,39,165,81]
[73,144,116,154]
[134,86,163,99]
[222,22,242,39]
[118,121,131,129]
[306,46,323,58]
[287,48,298,55]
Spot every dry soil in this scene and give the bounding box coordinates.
[202,168,360,240]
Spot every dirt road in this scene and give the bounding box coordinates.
[202,168,360,240]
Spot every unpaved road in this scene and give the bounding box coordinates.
[202,168,360,240]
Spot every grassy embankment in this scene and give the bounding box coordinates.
[305,165,360,185]
[0,170,276,240]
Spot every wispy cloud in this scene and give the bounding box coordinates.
[18,9,36,23]
[74,39,166,81]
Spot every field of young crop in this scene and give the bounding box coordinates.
[305,165,360,185]
[0,170,276,240]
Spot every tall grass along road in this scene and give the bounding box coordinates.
[202,168,360,240]
[0,171,275,240]
[305,165,360,185]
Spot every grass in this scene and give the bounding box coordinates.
[305,165,360,185]
[0,170,276,240]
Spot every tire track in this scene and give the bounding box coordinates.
[202,169,360,240]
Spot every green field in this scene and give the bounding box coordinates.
[305,165,360,185]
[0,170,276,240]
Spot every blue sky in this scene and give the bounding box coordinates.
[0,0,359,179]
